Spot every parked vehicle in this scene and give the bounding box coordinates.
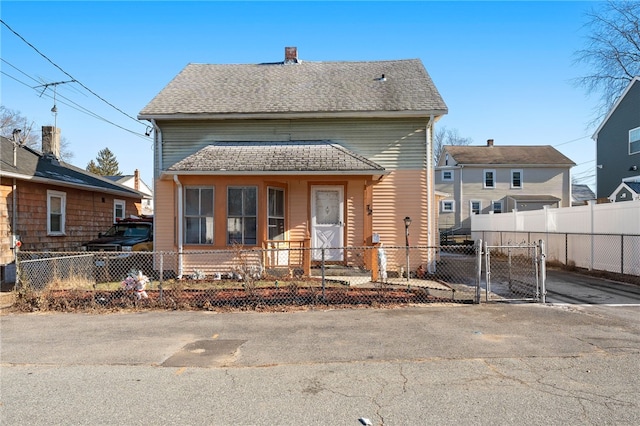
[81,216,154,282]
[81,216,153,252]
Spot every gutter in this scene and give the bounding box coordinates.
[173,175,183,278]
[138,109,450,122]
[427,115,434,272]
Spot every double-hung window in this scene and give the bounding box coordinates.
[492,200,503,214]
[484,169,496,188]
[114,199,125,221]
[630,127,640,155]
[185,187,214,244]
[441,200,455,212]
[441,170,453,182]
[227,186,257,245]
[470,200,481,215]
[511,169,523,189]
[267,187,285,240]
[47,190,66,235]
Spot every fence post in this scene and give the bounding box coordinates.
[539,239,546,304]
[321,248,326,301]
[159,252,163,302]
[475,239,482,304]
[621,235,624,275]
[484,241,491,302]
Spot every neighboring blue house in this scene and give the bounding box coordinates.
[592,76,640,199]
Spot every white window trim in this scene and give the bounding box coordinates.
[483,169,496,188]
[492,200,503,214]
[441,200,455,212]
[511,169,523,189]
[441,170,453,182]
[114,199,126,222]
[47,190,66,236]
[630,126,640,155]
[470,200,482,215]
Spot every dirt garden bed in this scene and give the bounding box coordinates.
[8,283,471,314]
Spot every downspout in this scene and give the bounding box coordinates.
[12,179,17,260]
[150,119,163,273]
[427,115,435,272]
[173,175,184,278]
[150,119,162,181]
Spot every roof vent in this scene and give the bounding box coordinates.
[284,46,298,64]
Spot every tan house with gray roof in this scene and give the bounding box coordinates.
[435,139,575,236]
[138,47,447,277]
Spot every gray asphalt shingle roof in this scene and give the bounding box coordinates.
[139,59,447,117]
[0,136,143,197]
[444,145,575,166]
[167,141,386,174]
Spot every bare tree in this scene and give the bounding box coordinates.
[433,126,473,165]
[573,0,640,123]
[0,105,74,162]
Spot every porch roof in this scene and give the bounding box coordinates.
[164,141,388,177]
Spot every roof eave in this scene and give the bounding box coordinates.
[450,163,576,168]
[161,169,389,179]
[139,109,448,121]
[1,171,145,198]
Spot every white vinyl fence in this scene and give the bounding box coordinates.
[471,200,640,277]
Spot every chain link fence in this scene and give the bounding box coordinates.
[14,245,481,312]
[484,242,545,302]
[476,231,640,285]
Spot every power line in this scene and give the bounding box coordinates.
[553,135,591,147]
[1,70,150,139]
[1,19,146,129]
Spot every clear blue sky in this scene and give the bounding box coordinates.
[1,1,602,191]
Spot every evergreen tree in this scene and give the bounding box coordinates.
[87,147,121,176]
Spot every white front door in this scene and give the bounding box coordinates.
[311,186,344,261]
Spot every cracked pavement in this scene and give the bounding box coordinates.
[1,303,639,425]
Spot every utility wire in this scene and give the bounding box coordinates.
[553,135,591,147]
[1,19,146,129]
[1,70,149,139]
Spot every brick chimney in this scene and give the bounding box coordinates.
[42,126,61,159]
[284,46,298,64]
[134,169,140,190]
[487,139,494,147]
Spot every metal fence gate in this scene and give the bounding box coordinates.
[484,240,546,303]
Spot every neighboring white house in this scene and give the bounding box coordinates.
[435,139,575,235]
[608,181,640,202]
[104,169,153,215]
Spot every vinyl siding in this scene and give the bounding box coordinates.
[372,169,430,247]
[154,175,369,251]
[435,166,571,232]
[596,80,640,198]
[157,118,428,172]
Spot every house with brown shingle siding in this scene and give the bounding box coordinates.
[0,128,144,285]
[435,139,575,236]
[138,47,447,277]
